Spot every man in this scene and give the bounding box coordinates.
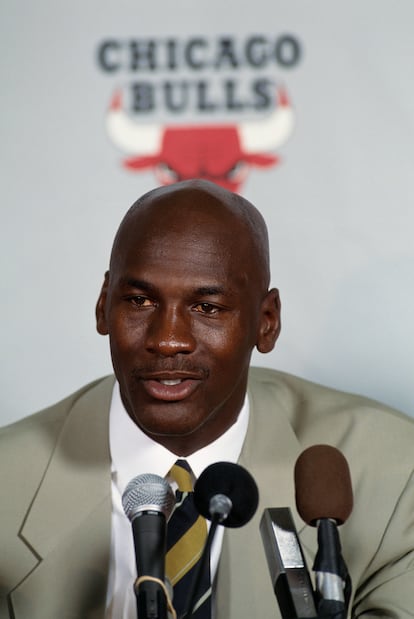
[1,179,413,618]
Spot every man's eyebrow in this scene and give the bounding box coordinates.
[195,286,226,296]
[123,278,155,292]
[122,279,226,296]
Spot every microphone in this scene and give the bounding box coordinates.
[180,462,258,619]
[194,461,259,527]
[260,507,318,618]
[122,473,176,619]
[294,445,353,619]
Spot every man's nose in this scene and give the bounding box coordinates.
[145,307,196,356]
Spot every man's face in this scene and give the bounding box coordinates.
[96,199,279,455]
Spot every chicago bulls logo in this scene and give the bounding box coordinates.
[106,87,295,192]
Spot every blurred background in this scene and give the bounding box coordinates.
[1,1,413,425]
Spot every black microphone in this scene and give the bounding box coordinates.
[260,507,318,619]
[122,473,176,619]
[194,461,259,527]
[180,462,258,619]
[294,445,353,619]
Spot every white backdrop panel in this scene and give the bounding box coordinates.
[1,1,413,425]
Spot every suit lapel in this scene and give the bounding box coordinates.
[10,377,114,619]
[215,369,315,619]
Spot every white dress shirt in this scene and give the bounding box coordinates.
[105,381,249,619]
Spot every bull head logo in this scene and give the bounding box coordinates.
[106,87,295,192]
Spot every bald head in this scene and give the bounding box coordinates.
[110,179,271,292]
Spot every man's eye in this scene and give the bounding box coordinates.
[193,303,219,314]
[129,296,153,307]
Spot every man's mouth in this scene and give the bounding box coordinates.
[140,373,204,402]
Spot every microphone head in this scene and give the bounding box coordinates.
[194,462,259,528]
[294,444,353,526]
[122,473,176,522]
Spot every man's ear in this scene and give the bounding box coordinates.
[256,288,281,353]
[96,271,110,335]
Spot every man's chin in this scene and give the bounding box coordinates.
[139,421,204,440]
[127,408,206,439]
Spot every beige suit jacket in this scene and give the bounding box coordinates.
[1,367,414,618]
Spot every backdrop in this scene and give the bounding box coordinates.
[2,1,413,426]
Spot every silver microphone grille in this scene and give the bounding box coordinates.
[122,473,176,522]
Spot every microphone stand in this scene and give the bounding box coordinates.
[313,519,351,619]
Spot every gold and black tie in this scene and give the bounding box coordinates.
[166,460,211,618]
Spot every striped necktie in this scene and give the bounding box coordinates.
[166,460,211,619]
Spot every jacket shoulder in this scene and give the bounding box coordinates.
[247,366,414,444]
[0,376,114,517]
[0,376,114,441]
